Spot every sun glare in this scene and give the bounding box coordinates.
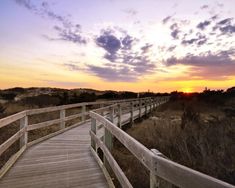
[181,88,193,93]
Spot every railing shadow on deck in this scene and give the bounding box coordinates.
[89,98,234,188]
[0,96,158,179]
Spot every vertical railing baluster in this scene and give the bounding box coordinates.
[20,115,28,148]
[60,109,65,129]
[130,101,134,125]
[150,149,173,188]
[118,104,122,128]
[91,117,96,150]
[139,99,142,118]
[153,98,156,109]
[100,103,104,116]
[103,106,114,171]
[82,104,86,122]
[145,99,148,116]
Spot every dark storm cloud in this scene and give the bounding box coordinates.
[197,20,211,30]
[14,0,87,44]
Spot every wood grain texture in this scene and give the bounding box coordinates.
[0,97,158,188]
[0,122,108,188]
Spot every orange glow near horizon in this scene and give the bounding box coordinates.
[181,88,193,93]
[1,1,235,93]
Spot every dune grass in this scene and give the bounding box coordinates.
[112,99,235,187]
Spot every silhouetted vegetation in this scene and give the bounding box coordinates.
[0,86,235,186]
[112,89,235,187]
[21,94,61,107]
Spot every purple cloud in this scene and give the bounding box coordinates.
[197,20,211,30]
[165,49,235,80]
[14,0,87,44]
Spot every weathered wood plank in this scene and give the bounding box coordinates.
[89,111,154,171]
[90,131,133,188]
[82,105,86,121]
[0,97,163,188]
[0,121,109,187]
[90,147,115,188]
[0,145,26,179]
[0,111,26,129]
[91,118,96,150]
[0,128,26,156]
[20,116,28,148]
[27,112,87,131]
[27,118,61,131]
[27,120,90,147]
[152,155,234,188]
[26,97,150,116]
[59,109,65,129]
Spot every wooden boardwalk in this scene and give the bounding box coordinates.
[0,105,149,188]
[1,97,233,188]
[0,122,108,188]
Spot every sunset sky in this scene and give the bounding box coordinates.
[0,0,235,92]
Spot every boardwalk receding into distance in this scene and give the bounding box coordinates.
[0,97,234,188]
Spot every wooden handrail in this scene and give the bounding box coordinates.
[0,97,158,180]
[89,97,234,188]
[0,111,26,129]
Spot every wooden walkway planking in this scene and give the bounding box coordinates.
[0,122,108,188]
[0,106,151,188]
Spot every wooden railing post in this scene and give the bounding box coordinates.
[150,98,152,113]
[145,99,148,116]
[118,104,122,128]
[60,109,65,129]
[155,98,158,108]
[104,106,114,152]
[153,98,156,109]
[139,99,142,118]
[109,106,114,123]
[20,115,28,148]
[100,103,104,116]
[82,105,86,121]
[103,107,114,171]
[91,118,96,150]
[130,102,134,125]
[150,149,173,188]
